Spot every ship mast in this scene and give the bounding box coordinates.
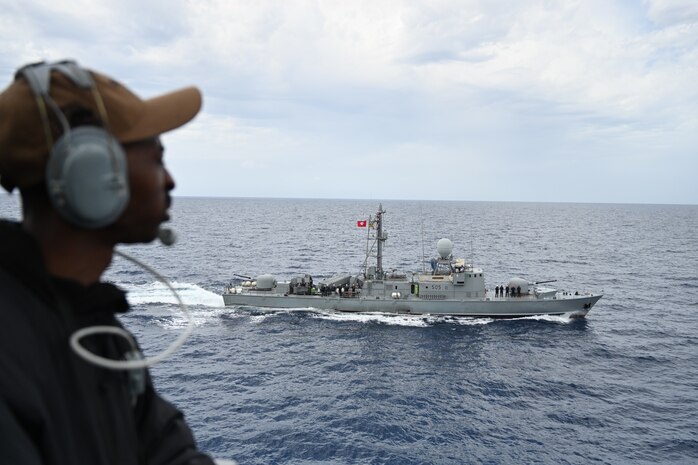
[376,204,386,279]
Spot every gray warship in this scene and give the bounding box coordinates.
[222,205,602,318]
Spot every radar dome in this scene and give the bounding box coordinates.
[437,238,453,259]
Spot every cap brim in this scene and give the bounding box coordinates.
[117,86,202,143]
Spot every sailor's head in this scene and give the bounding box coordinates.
[0,60,202,239]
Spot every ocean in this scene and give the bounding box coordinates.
[1,195,697,464]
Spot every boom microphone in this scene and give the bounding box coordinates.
[158,227,177,246]
[70,248,192,370]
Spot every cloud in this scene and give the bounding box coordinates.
[0,0,696,203]
[645,0,698,25]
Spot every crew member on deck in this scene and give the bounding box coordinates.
[0,59,214,464]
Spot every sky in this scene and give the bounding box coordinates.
[0,0,696,205]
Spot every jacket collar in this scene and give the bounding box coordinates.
[0,220,129,316]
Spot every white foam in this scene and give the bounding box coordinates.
[120,281,224,308]
[249,314,274,324]
[223,306,497,327]
[310,311,496,327]
[427,315,495,326]
[157,309,218,329]
[311,311,431,327]
[517,314,574,324]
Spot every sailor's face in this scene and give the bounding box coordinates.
[112,137,175,243]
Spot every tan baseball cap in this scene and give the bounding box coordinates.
[0,60,202,191]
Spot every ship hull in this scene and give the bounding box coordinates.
[222,292,602,318]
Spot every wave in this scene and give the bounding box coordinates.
[311,311,435,327]
[222,307,496,327]
[117,280,224,308]
[221,306,585,327]
[516,314,576,324]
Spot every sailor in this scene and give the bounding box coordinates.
[0,60,213,464]
[505,286,509,297]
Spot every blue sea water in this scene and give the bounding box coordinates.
[2,195,697,464]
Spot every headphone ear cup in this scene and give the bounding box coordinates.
[46,126,129,229]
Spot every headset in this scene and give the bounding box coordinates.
[17,60,129,229]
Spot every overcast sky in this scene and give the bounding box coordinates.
[1,0,696,204]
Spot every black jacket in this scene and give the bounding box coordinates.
[0,220,215,465]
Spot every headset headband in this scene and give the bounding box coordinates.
[17,60,114,158]
[17,60,95,96]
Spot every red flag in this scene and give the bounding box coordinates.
[357,220,367,227]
